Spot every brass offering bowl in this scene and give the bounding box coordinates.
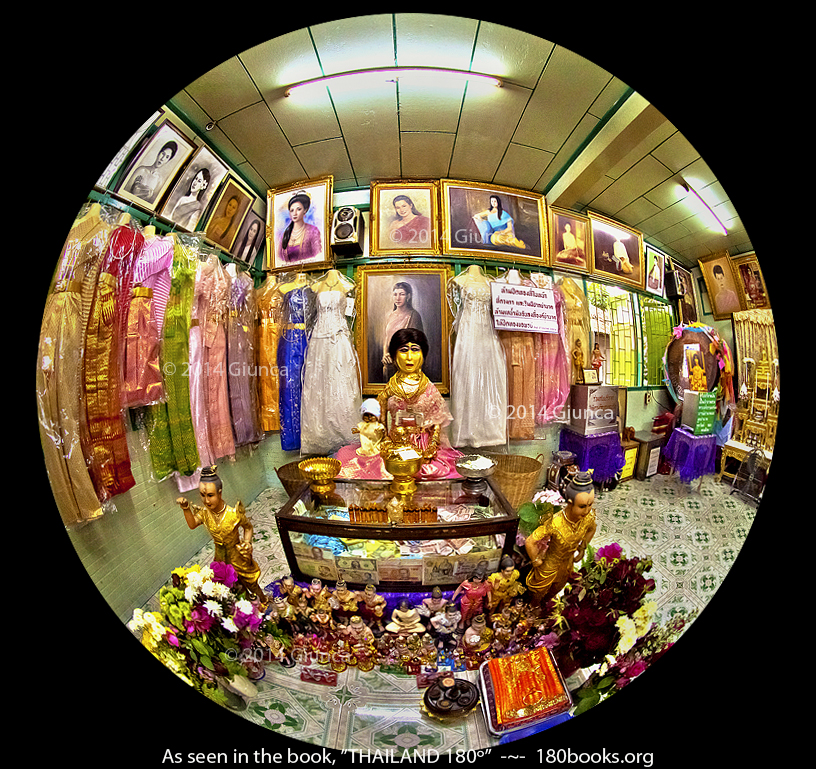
[298,457,342,504]
[383,452,424,498]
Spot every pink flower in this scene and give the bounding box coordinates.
[165,630,180,647]
[210,561,238,587]
[596,543,623,563]
[186,605,216,633]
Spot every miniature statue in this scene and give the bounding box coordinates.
[293,593,315,634]
[330,579,359,625]
[525,471,597,605]
[418,633,439,668]
[306,578,333,612]
[344,614,376,647]
[279,575,303,606]
[572,339,585,384]
[330,638,355,673]
[461,614,493,669]
[487,555,525,614]
[385,599,426,635]
[356,582,387,635]
[417,586,449,619]
[591,342,605,379]
[272,596,297,635]
[352,398,387,457]
[310,607,336,638]
[176,465,268,607]
[430,603,462,650]
[451,566,492,629]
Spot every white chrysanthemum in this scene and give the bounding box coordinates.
[210,582,231,600]
[186,570,203,588]
[128,609,145,632]
[184,584,199,603]
[235,599,254,615]
[203,600,223,617]
[222,616,239,633]
[199,566,214,581]
[201,580,217,597]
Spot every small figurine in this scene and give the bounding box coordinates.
[418,633,439,669]
[310,608,337,638]
[330,638,355,673]
[306,578,333,612]
[272,596,297,635]
[487,555,525,614]
[344,614,376,647]
[572,338,585,384]
[352,399,387,457]
[279,575,303,607]
[452,566,492,629]
[417,586,449,619]
[330,579,359,625]
[430,603,462,650]
[176,465,268,606]
[385,599,426,635]
[356,582,388,636]
[461,614,493,670]
[525,471,597,605]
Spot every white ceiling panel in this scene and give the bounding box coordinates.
[165,13,753,267]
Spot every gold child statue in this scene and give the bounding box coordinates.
[525,471,597,605]
[176,465,268,607]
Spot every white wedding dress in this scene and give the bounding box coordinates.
[450,281,508,447]
[300,289,361,455]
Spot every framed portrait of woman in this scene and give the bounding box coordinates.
[698,250,741,319]
[159,144,229,232]
[440,179,548,265]
[645,245,667,296]
[549,207,590,274]
[232,209,265,265]
[201,175,256,253]
[731,252,770,310]
[355,263,453,395]
[668,260,698,324]
[266,176,333,273]
[588,212,644,290]
[115,120,197,211]
[370,180,439,256]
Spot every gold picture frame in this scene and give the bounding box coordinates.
[355,262,454,395]
[266,175,333,273]
[731,252,770,310]
[588,211,645,290]
[698,250,741,319]
[370,179,440,256]
[439,179,549,266]
[549,207,591,275]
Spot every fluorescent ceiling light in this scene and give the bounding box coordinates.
[284,67,503,97]
[682,180,728,236]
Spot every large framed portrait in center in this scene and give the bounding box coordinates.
[440,179,548,266]
[266,176,333,273]
[355,263,453,395]
[370,180,440,256]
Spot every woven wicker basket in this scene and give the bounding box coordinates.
[485,452,544,511]
[275,460,309,497]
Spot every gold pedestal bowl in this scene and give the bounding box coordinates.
[298,457,343,505]
[383,453,425,499]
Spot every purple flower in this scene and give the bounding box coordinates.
[210,562,238,587]
[187,605,216,634]
[596,543,623,563]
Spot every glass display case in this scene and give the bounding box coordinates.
[275,476,518,591]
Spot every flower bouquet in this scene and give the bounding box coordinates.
[128,562,266,706]
[542,543,657,678]
[572,608,698,714]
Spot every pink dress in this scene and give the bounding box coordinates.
[336,381,463,480]
[121,234,174,408]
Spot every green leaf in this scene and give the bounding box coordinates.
[573,691,601,715]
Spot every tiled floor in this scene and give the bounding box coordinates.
[140,469,758,749]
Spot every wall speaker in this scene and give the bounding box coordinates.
[330,206,364,257]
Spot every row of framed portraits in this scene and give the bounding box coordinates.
[265,175,668,296]
[98,113,266,267]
